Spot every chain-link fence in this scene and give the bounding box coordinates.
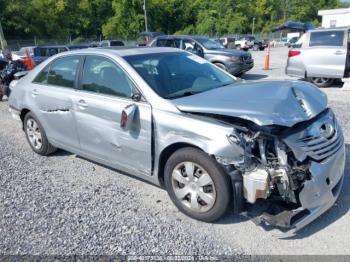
[4,31,290,51]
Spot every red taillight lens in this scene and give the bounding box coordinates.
[288,50,301,57]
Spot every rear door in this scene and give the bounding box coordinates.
[31,55,82,150]
[304,30,347,78]
[73,55,153,176]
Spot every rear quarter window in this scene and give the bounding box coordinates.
[309,31,344,47]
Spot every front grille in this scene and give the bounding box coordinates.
[297,119,343,161]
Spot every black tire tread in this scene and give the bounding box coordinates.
[164,147,232,222]
[24,112,57,156]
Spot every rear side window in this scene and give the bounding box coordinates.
[47,56,80,88]
[309,31,344,47]
[156,39,180,48]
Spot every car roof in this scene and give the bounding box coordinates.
[53,47,184,57]
[308,27,350,32]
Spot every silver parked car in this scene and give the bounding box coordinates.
[286,27,350,87]
[8,48,345,233]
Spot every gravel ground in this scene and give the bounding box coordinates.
[0,47,349,256]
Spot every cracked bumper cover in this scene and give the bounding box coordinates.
[259,143,345,233]
[291,143,345,232]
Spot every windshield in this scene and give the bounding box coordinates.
[195,38,224,50]
[124,52,235,99]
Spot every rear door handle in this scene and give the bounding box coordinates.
[77,99,88,109]
[32,89,39,96]
[334,50,345,55]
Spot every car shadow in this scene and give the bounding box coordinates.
[62,143,349,238]
[241,73,268,80]
[215,144,350,238]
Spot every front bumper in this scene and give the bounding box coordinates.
[227,60,254,76]
[289,143,345,233]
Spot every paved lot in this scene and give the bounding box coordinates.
[0,47,349,256]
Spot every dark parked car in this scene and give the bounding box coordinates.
[15,45,69,65]
[67,44,90,50]
[150,35,254,76]
[287,36,299,48]
[0,58,7,70]
[100,40,125,47]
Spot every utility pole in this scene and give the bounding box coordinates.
[252,17,256,35]
[0,21,7,50]
[143,0,148,32]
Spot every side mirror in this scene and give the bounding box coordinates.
[14,71,28,80]
[131,93,142,102]
[121,104,137,130]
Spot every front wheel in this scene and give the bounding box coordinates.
[164,148,232,222]
[214,63,227,71]
[308,77,334,88]
[24,112,57,155]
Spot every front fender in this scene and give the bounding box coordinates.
[152,109,244,182]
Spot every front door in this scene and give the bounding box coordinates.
[74,55,153,176]
[305,30,347,78]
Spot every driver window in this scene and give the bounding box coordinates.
[81,56,134,98]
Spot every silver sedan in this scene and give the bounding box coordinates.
[8,47,345,234]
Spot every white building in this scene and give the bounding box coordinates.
[318,8,350,28]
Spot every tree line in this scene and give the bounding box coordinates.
[0,0,346,41]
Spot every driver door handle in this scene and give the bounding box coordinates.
[334,50,345,55]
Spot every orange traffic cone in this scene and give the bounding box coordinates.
[263,46,270,70]
[23,49,34,70]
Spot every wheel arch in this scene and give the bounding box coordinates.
[20,108,31,129]
[157,142,203,187]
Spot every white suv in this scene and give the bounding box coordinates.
[286,27,350,87]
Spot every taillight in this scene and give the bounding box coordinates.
[288,50,301,57]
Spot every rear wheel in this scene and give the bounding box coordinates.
[24,112,57,156]
[164,147,232,222]
[308,77,334,88]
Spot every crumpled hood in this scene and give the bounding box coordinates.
[206,48,248,57]
[172,80,328,127]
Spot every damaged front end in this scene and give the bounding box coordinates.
[214,109,345,233]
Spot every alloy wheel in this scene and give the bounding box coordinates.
[26,118,43,150]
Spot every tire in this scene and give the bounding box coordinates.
[164,147,232,222]
[214,62,227,71]
[24,112,57,156]
[308,77,334,88]
[235,72,244,77]
[259,46,265,51]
